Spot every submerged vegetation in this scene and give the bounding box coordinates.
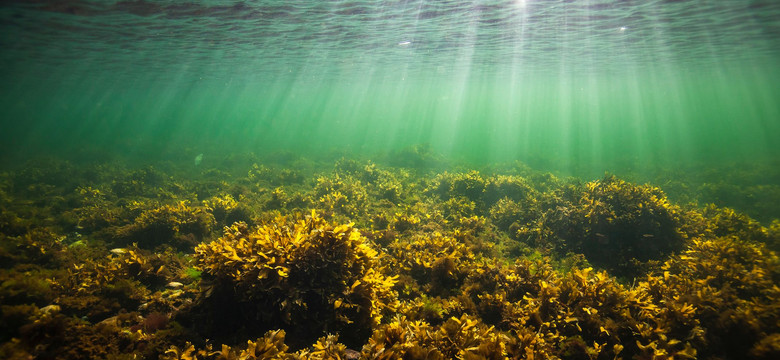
[0,152,778,359]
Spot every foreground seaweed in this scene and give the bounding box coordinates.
[0,155,778,359]
[185,211,398,349]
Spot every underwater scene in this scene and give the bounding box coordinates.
[1,0,779,359]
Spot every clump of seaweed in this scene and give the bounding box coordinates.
[389,205,429,234]
[387,232,477,297]
[203,194,253,227]
[702,204,780,250]
[335,159,410,204]
[362,314,508,359]
[427,170,487,206]
[69,186,125,234]
[162,329,291,360]
[314,174,368,220]
[484,174,539,206]
[109,200,216,250]
[163,329,360,360]
[428,172,541,219]
[519,175,687,279]
[489,197,532,233]
[439,196,478,221]
[643,235,780,359]
[456,258,701,359]
[189,211,398,348]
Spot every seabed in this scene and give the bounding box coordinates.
[0,149,778,360]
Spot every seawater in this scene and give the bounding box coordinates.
[1,1,780,358]
[1,0,778,174]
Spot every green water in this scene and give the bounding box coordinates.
[1,0,779,175]
[2,2,780,357]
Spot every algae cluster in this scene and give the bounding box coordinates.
[0,152,778,360]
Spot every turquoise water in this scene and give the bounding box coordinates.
[1,0,779,172]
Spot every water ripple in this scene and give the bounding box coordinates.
[1,0,778,80]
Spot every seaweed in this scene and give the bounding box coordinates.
[519,175,688,279]
[0,155,777,359]
[188,212,398,349]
